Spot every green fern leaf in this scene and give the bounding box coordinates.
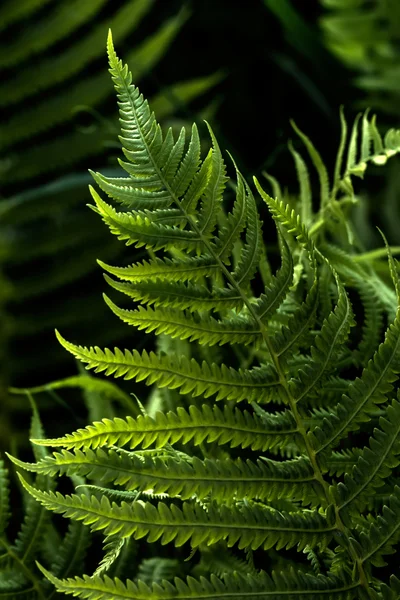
[98,255,219,285]
[30,403,297,454]
[103,295,263,347]
[314,300,400,455]
[12,448,317,505]
[291,277,355,403]
[358,486,400,568]
[103,276,243,312]
[332,397,400,524]
[37,562,356,600]
[54,330,280,404]
[18,474,334,552]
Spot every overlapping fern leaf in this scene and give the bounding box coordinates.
[0,399,90,598]
[9,31,400,599]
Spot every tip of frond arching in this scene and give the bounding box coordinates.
[106,28,118,68]
[35,562,57,585]
[107,28,114,53]
[203,120,220,149]
[54,329,69,351]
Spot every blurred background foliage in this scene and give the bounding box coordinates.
[1,0,400,448]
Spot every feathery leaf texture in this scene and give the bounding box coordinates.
[0,405,90,598]
[9,29,400,600]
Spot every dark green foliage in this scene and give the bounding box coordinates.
[320,0,400,118]
[7,33,400,599]
[0,399,90,598]
[0,0,220,452]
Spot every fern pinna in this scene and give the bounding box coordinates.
[9,30,400,599]
[0,397,90,599]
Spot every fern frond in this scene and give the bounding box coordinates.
[333,397,400,523]
[290,120,330,208]
[358,486,400,568]
[196,124,228,236]
[93,535,125,577]
[89,188,203,252]
[291,278,354,403]
[271,278,319,360]
[18,474,334,552]
[30,403,298,454]
[252,232,294,322]
[104,295,263,347]
[103,275,243,312]
[55,330,280,404]
[12,448,317,505]
[314,304,400,455]
[98,255,219,284]
[254,182,312,250]
[37,562,356,600]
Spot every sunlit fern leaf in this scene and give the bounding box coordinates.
[11,448,318,506]
[55,330,281,404]
[98,255,220,284]
[103,295,264,347]
[321,243,397,321]
[232,183,263,288]
[213,165,246,264]
[271,278,319,361]
[12,25,400,600]
[325,448,363,477]
[89,187,205,252]
[103,276,244,312]
[254,183,312,250]
[18,473,334,552]
[29,403,298,454]
[37,562,355,600]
